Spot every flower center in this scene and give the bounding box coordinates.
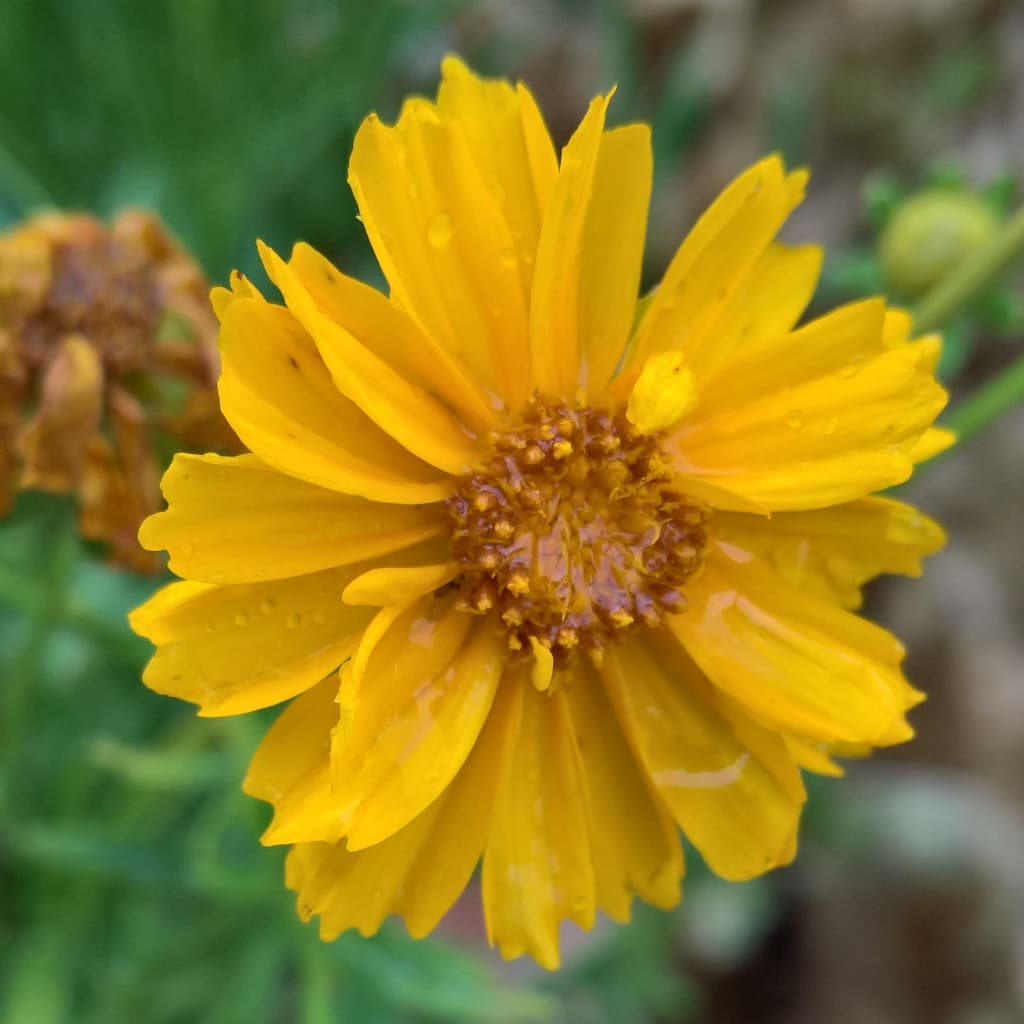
[446,399,709,667]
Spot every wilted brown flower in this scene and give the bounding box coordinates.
[0,209,240,572]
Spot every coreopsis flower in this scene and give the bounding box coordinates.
[0,210,238,571]
[130,58,951,968]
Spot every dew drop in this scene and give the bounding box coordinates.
[825,416,839,435]
[180,543,195,556]
[785,409,804,429]
[285,612,304,630]
[837,355,867,379]
[312,610,328,626]
[260,598,277,615]
[233,612,249,627]
[427,212,454,249]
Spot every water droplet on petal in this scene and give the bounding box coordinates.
[825,416,839,435]
[837,355,867,379]
[260,598,276,615]
[233,612,249,627]
[312,610,327,626]
[786,409,804,429]
[285,612,304,630]
[427,212,454,249]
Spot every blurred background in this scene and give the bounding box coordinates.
[1,1,1022,1021]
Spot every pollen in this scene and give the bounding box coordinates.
[447,399,710,666]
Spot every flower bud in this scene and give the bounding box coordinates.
[879,189,999,298]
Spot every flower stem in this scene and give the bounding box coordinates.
[941,352,1024,445]
[912,204,1024,334]
[909,205,1024,447]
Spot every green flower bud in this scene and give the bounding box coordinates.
[879,189,999,298]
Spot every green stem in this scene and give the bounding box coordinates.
[912,204,1024,334]
[941,352,1024,445]
[909,205,1024,448]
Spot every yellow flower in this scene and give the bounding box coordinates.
[130,58,951,968]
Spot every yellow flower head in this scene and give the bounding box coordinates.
[131,57,951,968]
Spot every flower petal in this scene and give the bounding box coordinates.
[349,100,531,411]
[667,542,919,745]
[330,597,505,849]
[285,676,522,941]
[341,562,459,607]
[139,452,446,584]
[209,268,263,322]
[566,664,684,921]
[614,241,821,402]
[528,92,612,399]
[18,335,103,491]
[218,298,452,503]
[601,634,803,881]
[483,676,596,970]
[670,341,947,510]
[244,676,349,843]
[714,496,947,608]
[578,124,653,398]
[625,157,806,378]
[286,241,496,434]
[129,568,374,716]
[436,56,553,268]
[911,426,956,463]
[260,243,482,474]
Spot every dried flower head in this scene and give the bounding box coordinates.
[0,210,239,571]
[132,58,951,967]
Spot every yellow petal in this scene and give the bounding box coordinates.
[349,103,531,411]
[528,91,613,399]
[911,426,956,463]
[341,562,459,607]
[259,242,481,475]
[287,241,496,434]
[218,298,452,503]
[626,157,806,377]
[139,453,447,584]
[601,634,803,882]
[244,676,351,844]
[286,675,523,941]
[670,344,947,510]
[483,677,596,970]
[614,242,821,402]
[578,124,653,398]
[129,569,374,717]
[626,349,698,435]
[566,664,683,921]
[329,597,505,849]
[209,269,264,321]
[714,497,947,609]
[437,56,551,266]
[667,542,918,745]
[785,736,845,777]
[516,81,559,214]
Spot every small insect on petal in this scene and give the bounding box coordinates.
[626,350,698,435]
